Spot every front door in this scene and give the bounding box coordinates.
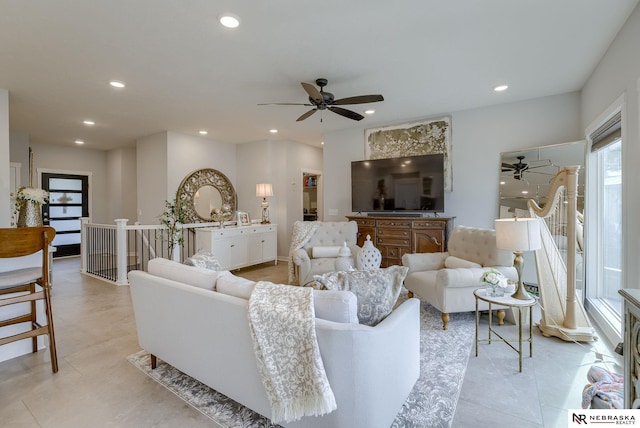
[42,173,89,258]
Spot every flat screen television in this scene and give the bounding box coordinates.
[351,154,445,214]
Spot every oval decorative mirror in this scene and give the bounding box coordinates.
[176,168,237,223]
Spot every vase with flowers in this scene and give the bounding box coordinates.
[480,269,507,297]
[13,186,49,227]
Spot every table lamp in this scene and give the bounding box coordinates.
[494,217,541,300]
[256,183,273,224]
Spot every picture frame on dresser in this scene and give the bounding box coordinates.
[237,211,250,226]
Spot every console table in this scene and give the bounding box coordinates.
[346,216,454,267]
[195,224,277,270]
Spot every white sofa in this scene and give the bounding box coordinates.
[128,258,420,428]
[292,221,360,285]
[402,225,518,330]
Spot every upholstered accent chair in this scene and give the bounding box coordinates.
[402,225,518,330]
[292,221,360,285]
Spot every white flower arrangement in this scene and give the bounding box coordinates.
[14,186,49,205]
[480,269,507,286]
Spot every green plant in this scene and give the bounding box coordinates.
[159,198,187,259]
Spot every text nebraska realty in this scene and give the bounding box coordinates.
[573,413,636,425]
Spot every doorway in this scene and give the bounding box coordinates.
[302,170,322,221]
[41,172,90,257]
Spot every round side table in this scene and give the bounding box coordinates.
[474,288,536,372]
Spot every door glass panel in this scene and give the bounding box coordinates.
[49,192,82,205]
[52,233,81,246]
[50,206,83,218]
[50,219,81,232]
[49,178,82,191]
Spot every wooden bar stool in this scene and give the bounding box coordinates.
[0,226,58,372]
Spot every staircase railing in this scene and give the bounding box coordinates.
[80,218,216,285]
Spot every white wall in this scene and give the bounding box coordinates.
[166,131,237,199]
[236,140,323,258]
[136,132,168,224]
[0,90,9,227]
[581,2,640,290]
[323,92,582,229]
[107,147,137,222]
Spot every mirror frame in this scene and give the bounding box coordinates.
[176,168,237,223]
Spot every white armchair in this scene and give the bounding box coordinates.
[292,221,360,285]
[402,225,518,330]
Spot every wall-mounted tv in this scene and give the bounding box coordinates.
[351,154,445,214]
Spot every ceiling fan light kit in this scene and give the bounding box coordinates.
[259,78,384,122]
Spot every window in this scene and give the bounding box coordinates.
[586,111,622,341]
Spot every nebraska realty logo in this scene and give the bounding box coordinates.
[569,410,639,426]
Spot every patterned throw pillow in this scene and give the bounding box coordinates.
[313,265,409,326]
[184,251,223,271]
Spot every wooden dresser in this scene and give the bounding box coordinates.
[346,216,455,267]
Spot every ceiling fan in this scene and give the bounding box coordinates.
[258,78,384,122]
[501,155,553,180]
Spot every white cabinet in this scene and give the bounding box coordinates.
[196,224,277,270]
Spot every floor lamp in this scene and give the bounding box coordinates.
[256,183,273,224]
[495,218,541,300]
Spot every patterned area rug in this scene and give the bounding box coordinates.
[127,299,475,428]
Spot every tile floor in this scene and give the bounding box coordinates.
[0,258,620,428]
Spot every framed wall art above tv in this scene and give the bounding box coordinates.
[364,115,452,191]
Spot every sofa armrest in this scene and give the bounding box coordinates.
[436,266,518,289]
[293,248,310,265]
[402,252,448,273]
[312,298,420,428]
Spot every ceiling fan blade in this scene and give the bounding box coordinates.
[332,94,384,105]
[296,109,317,122]
[301,82,322,102]
[258,102,313,106]
[328,106,364,121]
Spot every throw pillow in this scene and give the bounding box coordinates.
[444,256,482,269]
[311,246,341,258]
[147,257,222,290]
[215,272,256,299]
[313,265,409,326]
[184,251,223,270]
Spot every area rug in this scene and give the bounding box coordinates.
[127,299,475,428]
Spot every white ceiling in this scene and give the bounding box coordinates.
[0,0,637,150]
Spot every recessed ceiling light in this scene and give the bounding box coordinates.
[109,80,125,88]
[500,181,506,185]
[83,120,95,126]
[269,129,278,134]
[219,13,240,28]
[494,84,509,92]
[321,141,324,145]
[365,109,375,115]
[199,130,208,135]
[75,140,85,145]
[521,190,529,194]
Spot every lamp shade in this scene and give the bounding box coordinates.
[256,183,273,198]
[494,218,541,251]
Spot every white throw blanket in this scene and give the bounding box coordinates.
[288,220,320,284]
[248,281,337,423]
